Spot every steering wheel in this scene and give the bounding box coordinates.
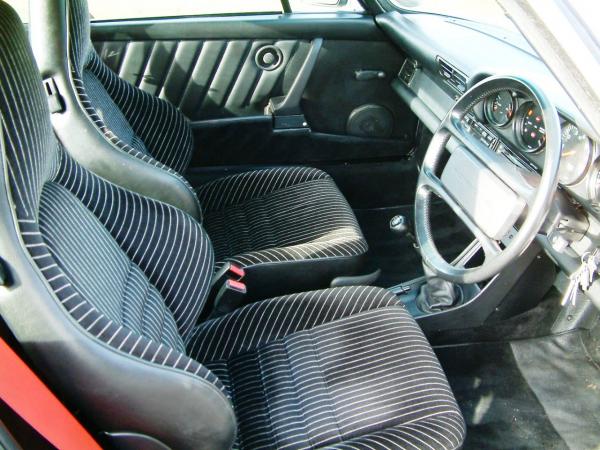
[415,76,562,284]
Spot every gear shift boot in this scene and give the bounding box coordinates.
[416,277,462,313]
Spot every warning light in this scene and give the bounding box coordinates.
[530,132,537,138]
[528,109,533,116]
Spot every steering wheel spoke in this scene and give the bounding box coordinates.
[482,238,502,261]
[420,168,501,263]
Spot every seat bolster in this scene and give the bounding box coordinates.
[325,416,466,450]
[0,196,236,450]
[187,286,400,362]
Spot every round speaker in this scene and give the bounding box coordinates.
[346,104,394,138]
[255,45,283,71]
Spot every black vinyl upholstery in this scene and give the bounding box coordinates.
[93,37,312,121]
[29,0,369,297]
[0,3,465,448]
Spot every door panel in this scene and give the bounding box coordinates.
[94,39,311,119]
[91,14,420,207]
[302,39,414,139]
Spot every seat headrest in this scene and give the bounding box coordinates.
[0,1,58,220]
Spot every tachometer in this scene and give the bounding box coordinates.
[516,101,546,152]
[484,90,515,127]
[559,122,592,185]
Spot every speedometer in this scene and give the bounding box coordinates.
[516,101,546,152]
[484,90,515,127]
[559,122,592,185]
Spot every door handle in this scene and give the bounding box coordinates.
[354,70,386,81]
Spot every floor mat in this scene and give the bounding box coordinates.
[436,342,567,450]
[355,203,472,287]
[512,331,600,449]
[437,327,600,450]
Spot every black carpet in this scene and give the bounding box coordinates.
[355,203,473,287]
[355,205,422,286]
[436,326,600,450]
[512,330,600,449]
[436,342,568,450]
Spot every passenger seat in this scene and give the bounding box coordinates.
[28,0,369,300]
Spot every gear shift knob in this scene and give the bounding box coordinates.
[390,215,409,235]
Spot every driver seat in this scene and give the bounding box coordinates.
[0,3,465,449]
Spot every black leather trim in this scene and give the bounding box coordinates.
[0,127,235,450]
[28,0,202,221]
[102,432,171,450]
[243,253,366,301]
[91,14,386,41]
[93,38,313,121]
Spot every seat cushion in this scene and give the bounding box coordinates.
[187,286,466,449]
[196,167,369,299]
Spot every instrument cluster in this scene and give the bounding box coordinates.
[473,90,596,189]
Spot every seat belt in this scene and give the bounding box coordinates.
[0,337,101,449]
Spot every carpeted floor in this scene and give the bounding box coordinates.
[435,324,600,450]
[355,202,473,287]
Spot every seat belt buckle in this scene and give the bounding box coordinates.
[211,262,245,289]
[227,263,245,281]
[211,279,247,318]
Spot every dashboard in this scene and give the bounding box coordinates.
[377,10,600,308]
[377,11,600,222]
[465,91,597,190]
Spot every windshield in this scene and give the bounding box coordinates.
[391,0,517,32]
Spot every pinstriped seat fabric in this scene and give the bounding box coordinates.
[65,0,368,291]
[0,3,465,448]
[196,167,368,269]
[187,287,466,449]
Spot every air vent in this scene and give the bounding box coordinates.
[436,56,468,94]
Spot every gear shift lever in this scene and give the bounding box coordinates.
[417,265,461,313]
[390,215,419,250]
[390,214,459,312]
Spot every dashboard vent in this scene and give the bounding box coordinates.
[436,56,468,93]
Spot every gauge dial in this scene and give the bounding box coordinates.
[517,101,546,152]
[559,122,592,185]
[484,90,515,127]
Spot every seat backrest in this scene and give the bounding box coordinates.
[0,3,235,448]
[28,0,203,221]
